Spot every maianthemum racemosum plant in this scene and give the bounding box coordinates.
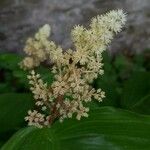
[20,10,126,128]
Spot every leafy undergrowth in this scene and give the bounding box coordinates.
[0,50,150,150]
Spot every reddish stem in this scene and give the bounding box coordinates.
[48,95,64,125]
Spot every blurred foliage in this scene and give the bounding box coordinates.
[0,50,150,149]
[0,54,54,93]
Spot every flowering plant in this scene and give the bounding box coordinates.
[20,10,126,128]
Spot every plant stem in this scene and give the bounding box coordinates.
[48,95,64,125]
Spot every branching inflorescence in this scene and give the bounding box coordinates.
[20,10,126,128]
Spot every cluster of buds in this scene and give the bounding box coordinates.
[21,10,126,128]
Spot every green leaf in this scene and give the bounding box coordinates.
[133,54,144,67]
[94,76,120,107]
[36,67,54,85]
[0,93,34,135]
[131,95,150,115]
[114,55,130,71]
[93,51,120,107]
[13,67,54,89]
[2,107,150,150]
[0,141,5,148]
[13,69,29,89]
[0,54,22,70]
[0,83,14,93]
[13,67,54,92]
[113,55,134,80]
[102,51,112,64]
[121,72,150,113]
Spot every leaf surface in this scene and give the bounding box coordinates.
[2,107,150,150]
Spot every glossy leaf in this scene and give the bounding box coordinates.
[0,93,34,134]
[2,107,150,150]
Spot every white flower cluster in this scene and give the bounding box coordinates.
[22,10,126,128]
[20,24,63,69]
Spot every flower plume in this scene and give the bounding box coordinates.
[21,10,126,128]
